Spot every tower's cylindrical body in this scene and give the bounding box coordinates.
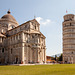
[63,14,75,64]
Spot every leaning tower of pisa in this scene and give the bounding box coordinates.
[63,14,75,64]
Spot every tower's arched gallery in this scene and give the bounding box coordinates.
[0,11,46,64]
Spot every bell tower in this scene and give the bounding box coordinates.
[63,14,75,64]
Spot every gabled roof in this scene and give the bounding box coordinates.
[7,19,40,32]
[30,19,40,25]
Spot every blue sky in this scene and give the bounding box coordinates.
[0,0,75,56]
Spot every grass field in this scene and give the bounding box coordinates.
[0,64,75,75]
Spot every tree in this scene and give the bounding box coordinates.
[55,55,57,61]
[58,54,62,61]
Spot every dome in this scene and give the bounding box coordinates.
[1,10,18,24]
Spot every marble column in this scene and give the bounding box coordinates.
[21,32,25,64]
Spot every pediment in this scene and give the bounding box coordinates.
[30,19,40,26]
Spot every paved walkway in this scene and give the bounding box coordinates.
[11,63,54,66]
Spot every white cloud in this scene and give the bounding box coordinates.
[36,17,52,26]
[36,17,43,22]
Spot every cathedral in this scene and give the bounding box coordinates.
[0,10,46,64]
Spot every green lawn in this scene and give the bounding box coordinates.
[0,64,75,75]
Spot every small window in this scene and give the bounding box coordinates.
[25,25,27,28]
[72,52,73,54]
[35,26,36,29]
[12,26,14,29]
[32,35,34,38]
[28,45,30,47]
[10,25,14,29]
[11,49,12,54]
[70,23,71,26]
[11,37,12,41]
[35,34,37,36]
[2,48,4,53]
